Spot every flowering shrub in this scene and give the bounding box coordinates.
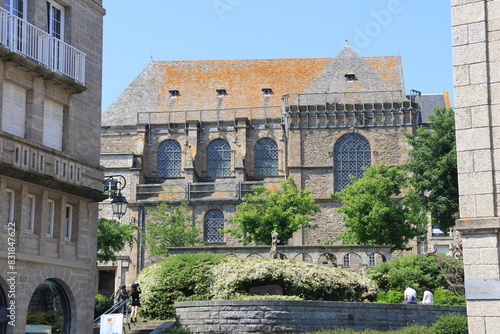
[210,257,378,301]
[137,253,226,319]
[137,254,378,320]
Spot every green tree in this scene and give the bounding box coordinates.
[405,107,458,232]
[143,201,202,256]
[225,178,320,245]
[97,217,138,263]
[330,163,427,251]
[366,254,456,292]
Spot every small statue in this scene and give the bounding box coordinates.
[270,232,279,259]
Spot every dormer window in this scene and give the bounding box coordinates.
[262,88,273,96]
[345,73,357,82]
[216,89,227,97]
[169,89,179,97]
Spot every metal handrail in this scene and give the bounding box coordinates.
[137,105,282,125]
[93,299,130,327]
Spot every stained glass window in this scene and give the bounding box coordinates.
[207,139,231,177]
[204,210,224,243]
[254,138,278,176]
[334,134,371,192]
[158,140,182,177]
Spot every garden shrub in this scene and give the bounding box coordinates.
[137,253,379,319]
[433,289,466,306]
[373,290,403,303]
[94,293,113,319]
[137,252,226,319]
[210,257,378,301]
[367,254,463,292]
[431,313,468,334]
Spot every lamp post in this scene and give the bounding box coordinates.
[104,175,128,219]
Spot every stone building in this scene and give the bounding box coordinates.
[0,1,105,334]
[452,0,500,333]
[99,44,449,291]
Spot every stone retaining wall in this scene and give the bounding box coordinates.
[175,300,466,334]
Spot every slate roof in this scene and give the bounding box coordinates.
[419,93,448,124]
[102,45,405,126]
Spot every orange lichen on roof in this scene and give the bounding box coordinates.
[363,56,402,90]
[153,58,333,112]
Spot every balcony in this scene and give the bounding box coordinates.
[136,181,276,202]
[0,8,85,85]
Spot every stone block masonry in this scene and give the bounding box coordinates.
[175,300,466,333]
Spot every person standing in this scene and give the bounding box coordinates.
[402,285,417,304]
[129,283,141,323]
[420,286,434,305]
[116,284,129,314]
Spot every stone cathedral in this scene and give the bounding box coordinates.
[99,44,450,291]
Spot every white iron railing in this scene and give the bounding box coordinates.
[0,8,85,84]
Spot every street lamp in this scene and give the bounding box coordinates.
[104,175,128,219]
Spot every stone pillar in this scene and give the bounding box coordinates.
[452,1,500,333]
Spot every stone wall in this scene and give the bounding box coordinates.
[175,300,466,334]
[452,0,500,333]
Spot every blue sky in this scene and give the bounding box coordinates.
[102,0,453,112]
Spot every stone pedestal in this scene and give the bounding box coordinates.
[456,218,500,333]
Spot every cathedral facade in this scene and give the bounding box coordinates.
[99,45,452,291]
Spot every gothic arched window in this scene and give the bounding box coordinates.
[158,140,182,177]
[254,138,278,176]
[207,139,231,177]
[204,210,224,243]
[334,133,371,192]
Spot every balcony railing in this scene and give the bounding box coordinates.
[0,8,85,84]
[136,181,274,202]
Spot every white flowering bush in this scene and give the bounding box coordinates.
[136,254,378,320]
[210,257,378,302]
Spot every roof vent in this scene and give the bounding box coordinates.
[216,88,227,97]
[345,73,357,82]
[262,87,273,96]
[169,89,179,97]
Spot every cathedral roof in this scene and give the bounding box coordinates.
[102,46,405,126]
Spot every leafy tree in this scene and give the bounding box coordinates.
[405,107,458,232]
[97,217,138,263]
[143,201,202,256]
[367,253,463,292]
[330,163,427,251]
[225,178,320,245]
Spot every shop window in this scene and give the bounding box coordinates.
[26,279,71,334]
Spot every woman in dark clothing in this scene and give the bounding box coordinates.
[128,283,141,323]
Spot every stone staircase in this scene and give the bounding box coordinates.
[94,320,175,334]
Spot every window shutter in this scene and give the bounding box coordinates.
[43,99,64,150]
[2,81,26,137]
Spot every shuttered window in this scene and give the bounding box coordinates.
[43,99,64,151]
[2,81,26,137]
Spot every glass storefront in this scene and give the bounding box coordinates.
[26,280,70,334]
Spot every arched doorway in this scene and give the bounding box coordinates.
[0,284,6,334]
[26,279,71,334]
